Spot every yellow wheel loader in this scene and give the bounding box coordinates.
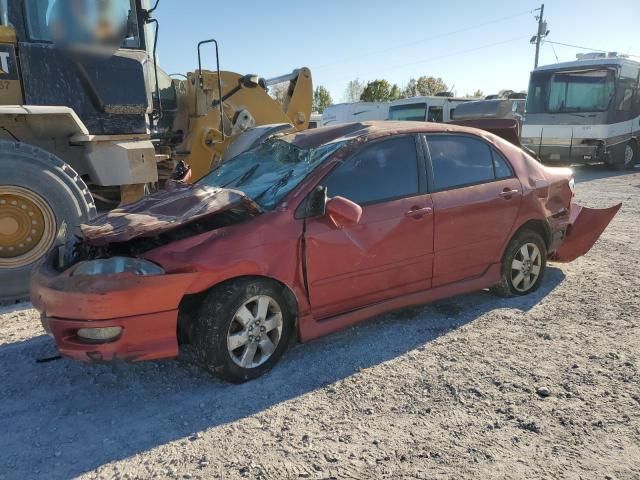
[0,0,312,303]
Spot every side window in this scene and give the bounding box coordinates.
[323,136,419,205]
[427,106,443,122]
[426,135,500,191]
[492,150,513,179]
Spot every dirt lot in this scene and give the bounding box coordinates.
[0,165,638,480]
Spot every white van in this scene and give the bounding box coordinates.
[388,95,472,123]
[321,102,389,126]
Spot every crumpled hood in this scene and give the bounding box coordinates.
[80,184,262,246]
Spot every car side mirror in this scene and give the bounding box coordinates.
[325,196,362,228]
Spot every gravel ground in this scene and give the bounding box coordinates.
[0,165,638,480]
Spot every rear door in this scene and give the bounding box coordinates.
[424,134,522,287]
[304,135,434,319]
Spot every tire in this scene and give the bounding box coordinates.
[0,140,95,304]
[607,141,638,171]
[191,278,294,383]
[491,229,547,297]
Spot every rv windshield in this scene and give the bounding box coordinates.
[527,68,616,113]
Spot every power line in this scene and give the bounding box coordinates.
[314,8,536,71]
[544,40,640,58]
[325,35,531,85]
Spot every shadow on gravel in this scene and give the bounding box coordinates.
[0,267,565,479]
[571,163,640,184]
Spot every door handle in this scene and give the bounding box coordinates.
[499,189,519,199]
[405,206,433,217]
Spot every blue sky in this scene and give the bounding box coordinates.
[154,0,640,101]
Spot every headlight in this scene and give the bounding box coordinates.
[568,177,576,194]
[72,257,164,276]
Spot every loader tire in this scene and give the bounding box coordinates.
[0,140,95,305]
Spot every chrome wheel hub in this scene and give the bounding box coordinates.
[0,186,56,268]
[227,295,283,369]
[511,243,542,293]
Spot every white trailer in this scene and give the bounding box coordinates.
[321,102,389,126]
[388,95,472,123]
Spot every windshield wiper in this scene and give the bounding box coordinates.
[221,163,260,188]
[252,169,295,204]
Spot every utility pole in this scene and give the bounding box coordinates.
[531,4,549,69]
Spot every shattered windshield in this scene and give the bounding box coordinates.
[198,139,344,209]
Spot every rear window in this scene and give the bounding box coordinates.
[425,135,512,190]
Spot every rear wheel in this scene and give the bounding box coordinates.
[0,141,95,304]
[491,229,547,297]
[191,278,294,383]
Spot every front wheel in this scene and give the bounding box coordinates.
[607,141,638,171]
[191,278,294,383]
[491,229,547,297]
[0,141,95,304]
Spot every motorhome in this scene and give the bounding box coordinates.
[321,102,389,126]
[521,53,640,169]
[387,95,472,123]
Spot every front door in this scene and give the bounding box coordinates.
[424,134,522,287]
[304,135,434,319]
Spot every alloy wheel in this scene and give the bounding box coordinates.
[227,295,284,369]
[511,243,542,293]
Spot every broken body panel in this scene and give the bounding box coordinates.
[31,122,620,364]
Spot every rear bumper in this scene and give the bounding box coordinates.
[41,310,179,362]
[552,203,621,263]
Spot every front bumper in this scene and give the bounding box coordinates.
[522,142,602,164]
[40,311,179,362]
[31,255,198,362]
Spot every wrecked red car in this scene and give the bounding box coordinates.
[31,121,620,383]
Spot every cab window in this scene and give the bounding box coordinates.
[24,0,141,49]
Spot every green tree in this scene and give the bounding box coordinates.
[360,79,401,102]
[472,89,484,98]
[343,79,365,103]
[401,76,448,98]
[312,86,333,113]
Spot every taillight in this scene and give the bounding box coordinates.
[568,177,576,196]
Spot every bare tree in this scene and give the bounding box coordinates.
[269,83,289,104]
[343,79,365,103]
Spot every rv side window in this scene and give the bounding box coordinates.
[427,106,443,122]
[616,66,640,112]
[389,103,427,121]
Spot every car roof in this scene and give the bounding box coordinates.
[280,121,485,149]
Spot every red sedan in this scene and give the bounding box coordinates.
[31,122,620,383]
